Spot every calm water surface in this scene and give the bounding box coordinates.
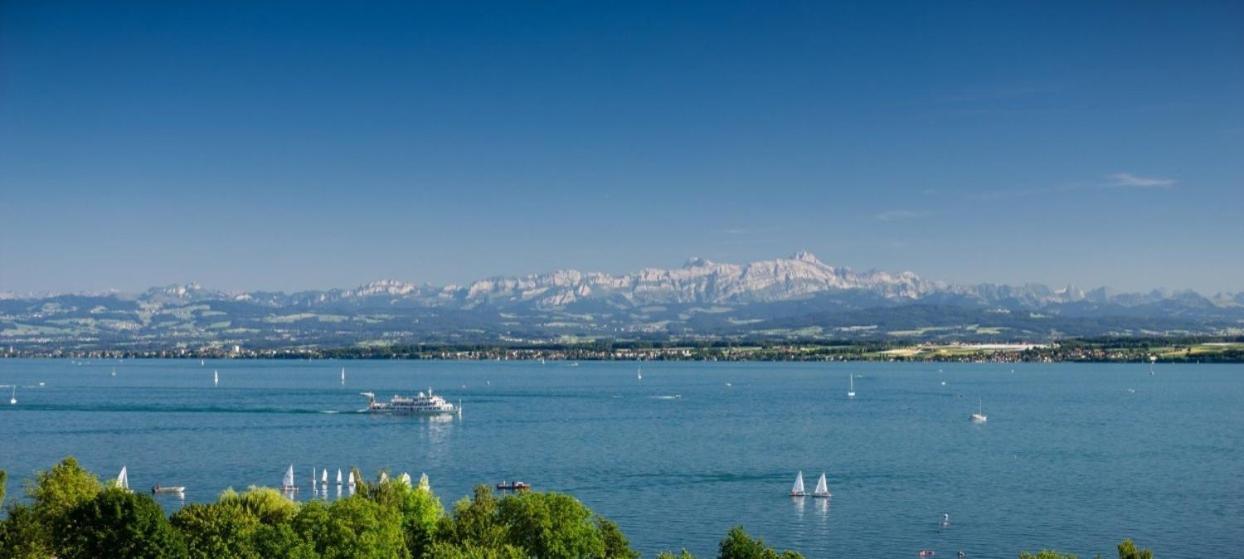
[1,359,1240,558]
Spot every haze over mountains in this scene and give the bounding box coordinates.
[3,252,1242,353]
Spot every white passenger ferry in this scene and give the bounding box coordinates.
[361,389,460,416]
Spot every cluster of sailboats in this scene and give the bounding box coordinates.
[789,471,831,498]
[280,465,423,498]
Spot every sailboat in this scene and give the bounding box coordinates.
[970,398,988,423]
[9,385,15,405]
[213,370,219,386]
[790,471,807,497]
[282,465,297,492]
[637,366,643,381]
[1149,355,1156,375]
[847,374,855,399]
[341,367,346,384]
[347,470,356,488]
[399,473,412,486]
[336,469,343,486]
[812,472,831,498]
[111,367,117,377]
[116,466,130,491]
[321,468,328,486]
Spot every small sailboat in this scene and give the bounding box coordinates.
[399,473,412,486]
[341,367,346,384]
[637,366,643,381]
[847,374,855,399]
[336,469,343,486]
[282,465,297,492]
[116,466,130,491]
[790,471,807,497]
[379,471,389,484]
[970,398,988,423]
[9,385,15,405]
[347,470,356,488]
[321,468,328,486]
[111,367,117,377]
[200,359,205,366]
[812,472,831,498]
[213,370,219,386]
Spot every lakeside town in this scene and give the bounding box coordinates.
[7,337,1242,363]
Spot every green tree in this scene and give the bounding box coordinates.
[657,550,698,559]
[57,487,187,559]
[0,504,55,559]
[598,518,639,559]
[253,522,320,559]
[439,486,508,551]
[1117,539,1153,559]
[1019,551,1079,559]
[363,472,445,557]
[427,541,527,559]
[28,457,103,526]
[8,456,105,555]
[217,486,299,525]
[1,469,7,508]
[171,502,262,559]
[496,490,612,559]
[718,526,803,559]
[300,496,408,559]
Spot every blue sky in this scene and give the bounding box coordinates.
[1,1,1241,294]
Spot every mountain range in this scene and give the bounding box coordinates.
[2,252,1242,353]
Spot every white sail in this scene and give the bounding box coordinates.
[337,469,343,485]
[418,473,430,491]
[116,466,129,490]
[321,469,328,484]
[341,367,346,383]
[637,367,642,381]
[348,470,356,487]
[213,370,219,385]
[813,472,830,497]
[399,473,412,486]
[379,471,389,484]
[283,465,296,489]
[848,374,855,398]
[791,471,806,496]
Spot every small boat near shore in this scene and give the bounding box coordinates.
[496,481,530,491]
[152,484,185,496]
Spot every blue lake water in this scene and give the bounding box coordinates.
[1,359,1240,557]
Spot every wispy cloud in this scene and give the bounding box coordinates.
[971,172,1180,200]
[1106,173,1177,189]
[875,209,930,222]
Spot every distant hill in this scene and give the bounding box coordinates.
[2,252,1241,353]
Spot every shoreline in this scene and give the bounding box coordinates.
[5,337,1243,363]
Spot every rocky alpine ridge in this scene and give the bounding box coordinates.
[2,252,1241,351]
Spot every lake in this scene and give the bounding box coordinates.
[1,359,1240,557]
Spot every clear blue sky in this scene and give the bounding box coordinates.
[2,1,1241,294]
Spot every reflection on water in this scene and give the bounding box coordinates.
[791,496,805,521]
